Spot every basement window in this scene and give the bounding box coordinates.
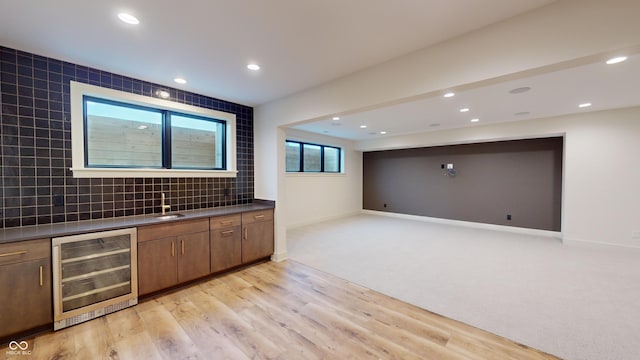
[286,140,341,173]
[70,81,236,178]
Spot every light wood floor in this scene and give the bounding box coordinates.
[1,260,559,360]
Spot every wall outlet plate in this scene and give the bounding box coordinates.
[447,163,454,169]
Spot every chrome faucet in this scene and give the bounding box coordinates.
[161,193,171,215]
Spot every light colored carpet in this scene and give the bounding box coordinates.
[287,213,640,360]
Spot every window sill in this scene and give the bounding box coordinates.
[70,168,238,178]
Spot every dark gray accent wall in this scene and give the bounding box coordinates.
[363,137,563,231]
[0,46,254,229]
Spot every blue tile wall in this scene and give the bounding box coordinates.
[0,46,254,228]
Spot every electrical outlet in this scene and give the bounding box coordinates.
[632,231,640,239]
[506,214,512,221]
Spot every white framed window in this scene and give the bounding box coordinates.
[70,81,237,178]
[285,140,341,173]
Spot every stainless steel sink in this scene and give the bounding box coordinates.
[153,213,186,220]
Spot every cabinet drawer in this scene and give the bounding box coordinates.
[0,238,50,266]
[138,218,209,242]
[242,210,274,225]
[210,214,242,230]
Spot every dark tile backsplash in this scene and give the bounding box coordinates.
[0,46,254,228]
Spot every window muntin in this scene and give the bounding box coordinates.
[286,140,341,173]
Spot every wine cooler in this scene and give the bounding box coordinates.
[52,228,138,330]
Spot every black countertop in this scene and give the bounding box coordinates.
[0,201,274,245]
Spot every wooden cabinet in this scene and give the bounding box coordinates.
[242,210,274,263]
[210,214,242,273]
[0,239,52,339]
[137,219,210,296]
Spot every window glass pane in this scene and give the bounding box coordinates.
[303,144,321,172]
[85,99,162,167]
[171,114,225,169]
[324,147,340,172]
[286,142,301,172]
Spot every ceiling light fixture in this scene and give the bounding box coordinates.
[443,92,455,98]
[380,131,387,135]
[332,116,340,121]
[155,89,170,99]
[117,13,139,25]
[137,125,148,130]
[470,118,480,123]
[247,63,261,71]
[606,56,627,65]
[578,102,592,108]
[459,108,470,113]
[360,125,367,129]
[174,77,187,84]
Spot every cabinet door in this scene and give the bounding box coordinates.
[177,232,210,283]
[138,237,177,296]
[0,258,52,338]
[242,220,274,263]
[211,226,242,273]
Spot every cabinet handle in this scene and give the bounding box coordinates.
[0,250,27,258]
[39,265,43,287]
[244,228,248,240]
[254,214,265,220]
[221,230,234,237]
[171,241,175,257]
[181,239,185,255]
[220,220,233,226]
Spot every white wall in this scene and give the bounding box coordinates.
[358,106,640,247]
[284,129,362,229]
[254,0,640,260]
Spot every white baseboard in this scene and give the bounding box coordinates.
[286,210,362,230]
[271,251,288,262]
[361,210,563,239]
[562,237,640,250]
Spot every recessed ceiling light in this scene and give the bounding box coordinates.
[470,118,480,123]
[380,131,387,135]
[247,63,261,71]
[360,125,367,129]
[509,86,531,94]
[332,116,340,121]
[174,77,187,84]
[578,102,592,108]
[606,56,627,65]
[459,108,470,113]
[117,13,139,25]
[137,125,148,130]
[443,92,455,98]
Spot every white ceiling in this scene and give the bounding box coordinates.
[292,53,640,140]
[0,0,556,106]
